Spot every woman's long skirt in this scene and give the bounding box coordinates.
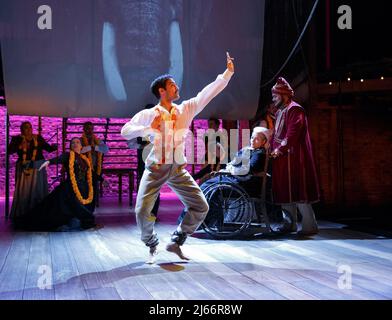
[10,163,49,220]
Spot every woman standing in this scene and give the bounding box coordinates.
[8,121,57,221]
[15,137,97,231]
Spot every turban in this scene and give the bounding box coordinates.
[272,77,294,98]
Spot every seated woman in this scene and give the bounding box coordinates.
[178,127,271,223]
[13,137,98,232]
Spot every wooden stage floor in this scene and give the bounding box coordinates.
[0,196,391,300]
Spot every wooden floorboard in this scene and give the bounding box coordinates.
[64,231,119,298]
[0,233,31,299]
[50,232,88,300]
[0,229,13,275]
[23,232,55,300]
[0,198,391,300]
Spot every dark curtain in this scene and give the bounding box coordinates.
[255,0,318,124]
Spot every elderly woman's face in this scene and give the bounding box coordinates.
[71,138,82,153]
[250,132,266,149]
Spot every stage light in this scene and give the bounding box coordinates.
[347,77,351,82]
[381,76,384,80]
[329,82,333,86]
[360,79,364,82]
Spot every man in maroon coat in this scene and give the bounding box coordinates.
[270,77,320,236]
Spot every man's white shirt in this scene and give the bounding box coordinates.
[121,69,234,165]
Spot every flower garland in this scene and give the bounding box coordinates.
[82,133,103,176]
[69,151,94,205]
[170,107,178,123]
[21,134,38,175]
[155,107,179,164]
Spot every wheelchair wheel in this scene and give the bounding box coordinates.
[201,183,255,239]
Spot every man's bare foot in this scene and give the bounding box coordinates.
[146,246,158,264]
[166,243,190,261]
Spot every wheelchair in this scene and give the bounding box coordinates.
[200,157,294,239]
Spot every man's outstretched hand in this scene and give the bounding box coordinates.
[226,52,235,73]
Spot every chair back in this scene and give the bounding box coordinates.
[253,149,270,201]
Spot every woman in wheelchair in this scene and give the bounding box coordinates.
[200,126,270,198]
[178,127,292,238]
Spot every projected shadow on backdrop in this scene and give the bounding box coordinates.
[101,0,185,104]
[1,0,265,119]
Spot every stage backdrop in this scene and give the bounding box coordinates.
[0,0,265,119]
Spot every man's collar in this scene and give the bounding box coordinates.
[280,100,294,110]
[156,104,179,114]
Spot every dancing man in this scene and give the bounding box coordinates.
[121,53,234,262]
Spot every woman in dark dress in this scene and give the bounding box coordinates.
[14,137,97,231]
[8,121,58,221]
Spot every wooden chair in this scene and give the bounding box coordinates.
[99,168,137,206]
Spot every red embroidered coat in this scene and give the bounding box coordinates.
[271,101,320,204]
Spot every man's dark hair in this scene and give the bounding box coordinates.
[208,118,220,126]
[150,74,173,99]
[20,121,32,132]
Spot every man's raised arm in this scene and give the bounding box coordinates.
[184,52,235,117]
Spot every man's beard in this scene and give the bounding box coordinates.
[273,100,283,109]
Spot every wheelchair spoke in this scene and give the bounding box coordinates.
[227,187,233,199]
[218,212,224,230]
[207,190,223,208]
[202,182,257,238]
[228,194,247,208]
[210,199,221,208]
[224,187,234,209]
[218,186,225,204]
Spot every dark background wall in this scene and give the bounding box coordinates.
[311,93,392,212]
[259,0,392,225]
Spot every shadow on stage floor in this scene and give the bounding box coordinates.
[0,196,391,300]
